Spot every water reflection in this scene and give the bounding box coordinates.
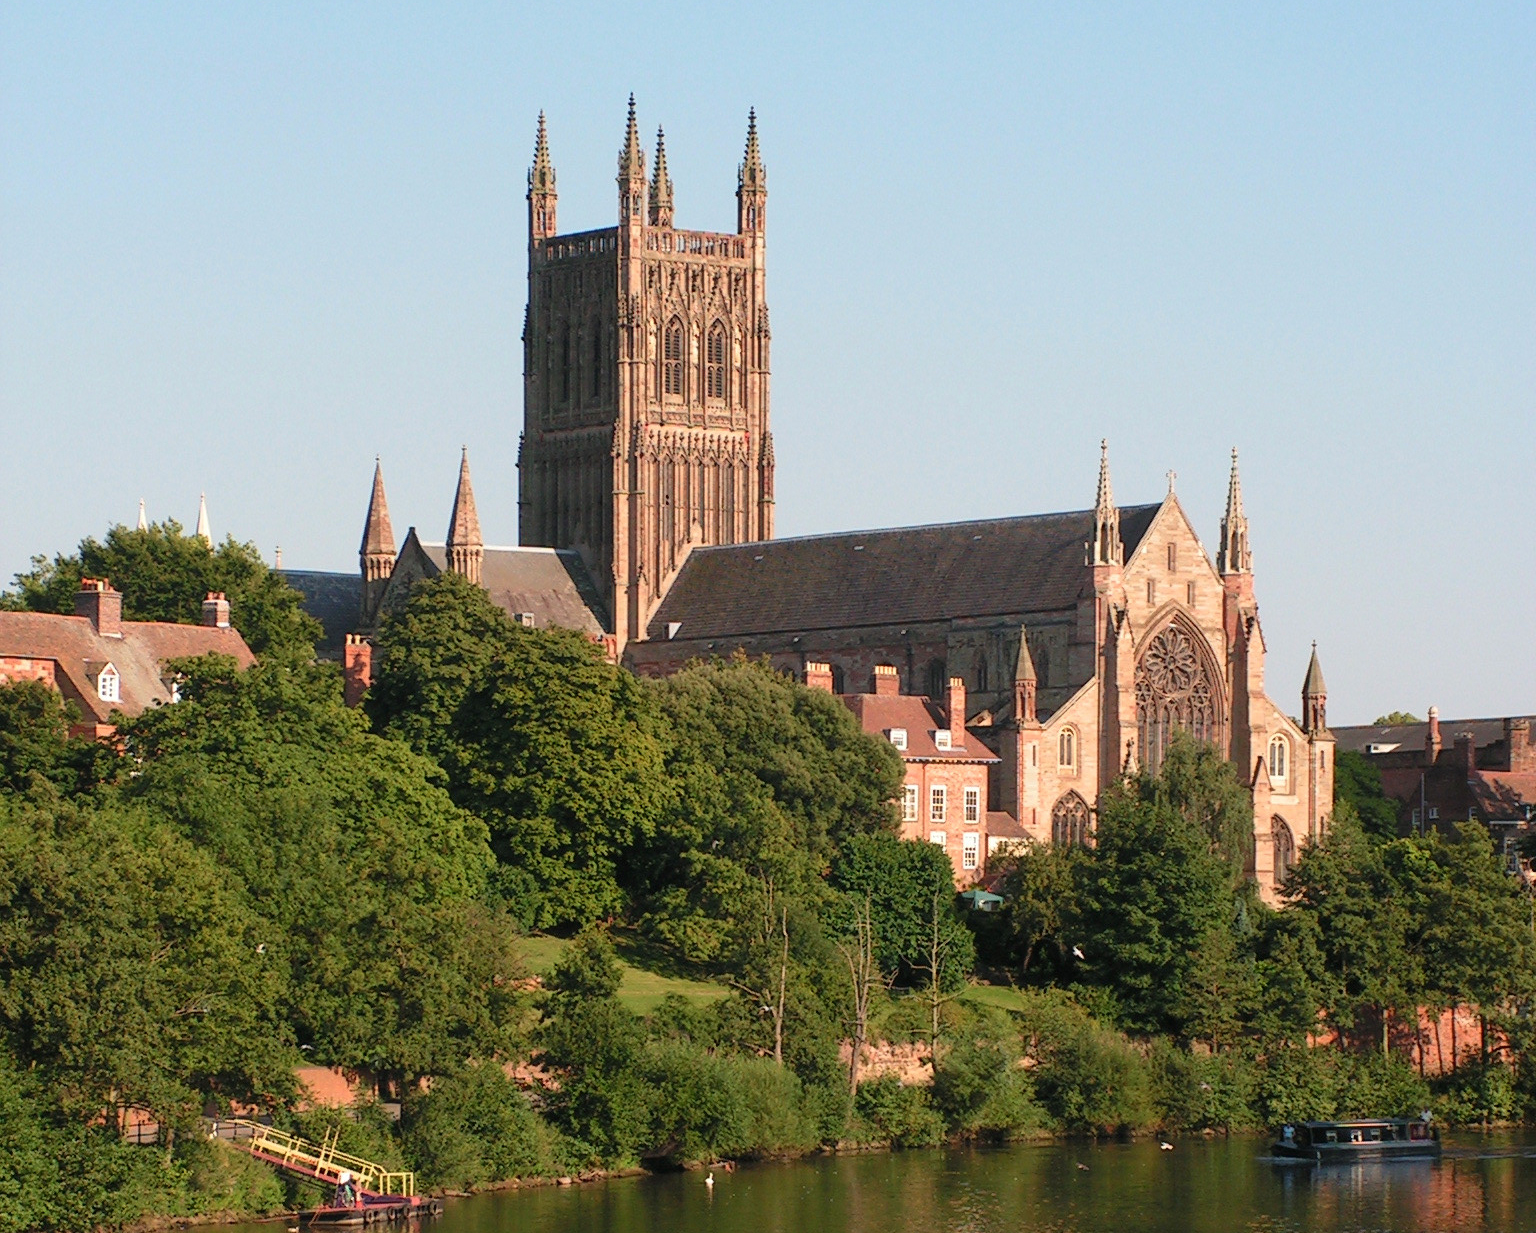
[221,1133,1536,1233]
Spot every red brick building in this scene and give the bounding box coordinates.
[0,579,255,735]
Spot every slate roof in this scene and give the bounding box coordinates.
[840,693,999,763]
[0,610,256,722]
[647,505,1161,641]
[1333,716,1536,756]
[417,544,609,636]
[280,570,363,659]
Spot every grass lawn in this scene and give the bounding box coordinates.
[520,932,730,1015]
[960,983,1033,1014]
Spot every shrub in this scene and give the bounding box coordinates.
[931,1015,1047,1140]
[1031,1021,1153,1134]
[1433,1062,1517,1126]
[852,1075,945,1148]
[640,1044,815,1163]
[1149,1040,1258,1132]
[402,1064,555,1189]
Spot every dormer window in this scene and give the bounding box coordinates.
[888,728,907,751]
[934,730,953,751]
[97,663,120,703]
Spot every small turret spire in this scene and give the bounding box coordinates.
[649,126,674,227]
[1302,642,1328,734]
[195,493,212,547]
[1089,440,1121,566]
[617,94,646,222]
[1013,626,1038,725]
[736,108,766,234]
[446,447,484,586]
[360,458,396,558]
[1218,447,1252,574]
[137,499,147,532]
[527,111,557,240]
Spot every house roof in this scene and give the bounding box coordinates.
[279,570,363,658]
[417,544,609,636]
[840,693,999,763]
[0,609,255,722]
[1333,715,1536,756]
[985,811,1029,839]
[646,504,1161,642]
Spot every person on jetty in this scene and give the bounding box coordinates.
[333,1170,358,1208]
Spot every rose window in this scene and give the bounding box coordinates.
[1135,623,1219,773]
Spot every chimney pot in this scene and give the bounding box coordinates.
[201,591,231,628]
[872,664,900,696]
[804,662,834,693]
[75,578,123,637]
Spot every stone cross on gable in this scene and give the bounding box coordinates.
[1166,469,1177,494]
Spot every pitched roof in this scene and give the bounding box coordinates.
[417,544,609,636]
[0,609,255,722]
[279,570,363,658]
[1333,715,1536,756]
[648,505,1160,641]
[840,693,999,763]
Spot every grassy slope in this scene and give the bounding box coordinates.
[521,933,729,1015]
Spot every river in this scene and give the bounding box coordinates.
[231,1133,1536,1233]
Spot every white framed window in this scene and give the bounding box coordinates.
[97,664,120,703]
[934,730,953,751]
[1268,735,1288,783]
[929,830,947,848]
[930,785,947,823]
[902,784,919,822]
[964,786,980,823]
[962,832,979,870]
[888,727,907,751]
[1059,727,1076,772]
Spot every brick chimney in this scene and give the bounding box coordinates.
[1455,732,1477,774]
[947,676,966,748]
[201,591,231,628]
[343,634,373,708]
[1505,718,1535,773]
[873,664,899,696]
[804,662,834,693]
[75,578,122,637]
[1425,706,1442,764]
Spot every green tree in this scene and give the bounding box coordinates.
[1374,711,1421,725]
[1334,750,1402,840]
[0,681,116,799]
[3,520,319,660]
[1137,729,1255,876]
[982,840,1084,981]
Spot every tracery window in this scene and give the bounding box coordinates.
[1273,817,1295,882]
[706,321,727,399]
[1051,792,1090,847]
[1058,727,1076,772]
[1268,735,1288,784]
[1135,621,1220,774]
[663,318,684,396]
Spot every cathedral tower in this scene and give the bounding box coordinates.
[518,99,774,649]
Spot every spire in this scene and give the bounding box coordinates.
[736,108,766,234]
[195,493,212,546]
[1013,627,1038,725]
[1089,439,1121,566]
[1218,447,1252,574]
[617,94,646,223]
[446,447,484,586]
[527,111,557,240]
[137,499,147,532]
[648,126,674,227]
[360,458,396,559]
[1302,642,1328,734]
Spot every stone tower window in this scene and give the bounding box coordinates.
[1135,621,1220,774]
[664,317,685,396]
[975,655,989,693]
[1273,816,1295,881]
[589,322,602,400]
[1167,543,1178,571]
[706,321,727,399]
[560,324,573,404]
[1058,727,1077,772]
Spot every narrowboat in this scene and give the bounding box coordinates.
[1271,1118,1441,1162]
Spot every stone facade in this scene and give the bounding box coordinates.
[518,100,774,651]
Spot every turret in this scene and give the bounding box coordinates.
[1302,643,1328,735]
[617,94,646,224]
[446,447,484,586]
[736,108,766,235]
[527,111,557,241]
[359,458,396,626]
[1088,440,1121,566]
[1013,626,1038,725]
[1217,447,1252,575]
[648,127,674,227]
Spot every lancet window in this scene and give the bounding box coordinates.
[1134,621,1220,774]
[663,317,684,396]
[1051,792,1090,847]
[706,321,727,399]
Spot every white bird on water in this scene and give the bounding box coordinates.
[1159,1140,1175,1151]
[704,1172,715,1188]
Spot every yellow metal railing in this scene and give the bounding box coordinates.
[219,1118,415,1197]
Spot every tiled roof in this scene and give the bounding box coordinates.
[840,693,999,763]
[418,544,609,636]
[0,610,255,722]
[280,570,363,658]
[1333,716,1536,756]
[985,811,1029,839]
[647,505,1161,641]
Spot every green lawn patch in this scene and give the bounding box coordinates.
[520,932,729,1014]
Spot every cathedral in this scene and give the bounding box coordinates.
[292,99,1333,899]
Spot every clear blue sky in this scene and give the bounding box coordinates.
[2,3,1531,723]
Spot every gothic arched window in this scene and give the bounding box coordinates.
[926,659,947,701]
[1059,727,1077,773]
[1268,735,1288,784]
[663,317,685,396]
[559,324,573,404]
[706,321,727,399]
[1051,792,1090,847]
[1135,621,1220,774]
[1273,816,1295,883]
[589,321,602,400]
[975,655,989,694]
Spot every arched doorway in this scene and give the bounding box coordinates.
[1272,817,1295,883]
[1135,620,1222,774]
[1051,791,1091,847]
